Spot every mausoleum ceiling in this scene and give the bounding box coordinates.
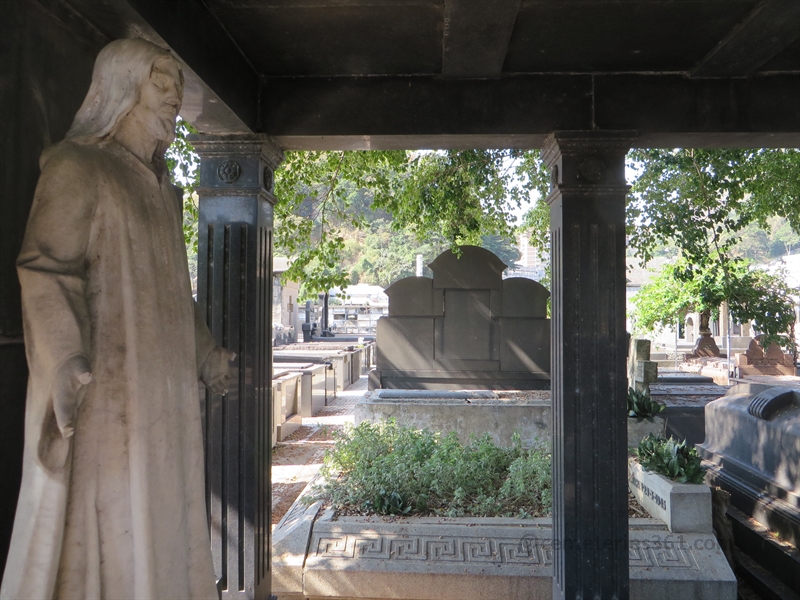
[56,0,800,147]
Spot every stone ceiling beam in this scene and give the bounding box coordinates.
[442,0,520,78]
[261,74,800,149]
[691,0,800,78]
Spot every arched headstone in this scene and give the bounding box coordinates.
[372,246,550,390]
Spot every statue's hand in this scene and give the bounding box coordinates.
[53,355,92,439]
[200,346,236,395]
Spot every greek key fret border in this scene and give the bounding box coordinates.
[312,533,700,570]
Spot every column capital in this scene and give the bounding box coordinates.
[542,131,636,205]
[189,134,284,200]
[189,133,284,167]
[541,130,637,165]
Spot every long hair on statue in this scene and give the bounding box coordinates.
[66,38,183,144]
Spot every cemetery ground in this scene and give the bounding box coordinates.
[268,372,795,600]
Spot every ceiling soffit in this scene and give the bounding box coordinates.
[53,0,800,145]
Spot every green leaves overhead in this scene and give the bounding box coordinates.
[627,148,800,341]
[627,148,800,268]
[374,149,536,247]
[273,150,407,296]
[273,149,546,296]
[167,131,799,339]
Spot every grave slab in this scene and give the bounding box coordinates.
[498,319,549,373]
[498,277,549,318]
[374,246,550,390]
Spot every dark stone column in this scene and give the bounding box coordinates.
[192,135,283,600]
[543,131,635,600]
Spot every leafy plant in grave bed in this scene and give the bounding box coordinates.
[635,434,706,484]
[304,419,552,518]
[627,387,665,421]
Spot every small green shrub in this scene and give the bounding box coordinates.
[627,387,665,421]
[635,434,706,484]
[306,419,552,518]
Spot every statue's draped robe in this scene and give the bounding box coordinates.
[1,139,218,599]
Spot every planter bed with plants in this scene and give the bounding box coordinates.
[272,420,735,600]
[628,435,712,533]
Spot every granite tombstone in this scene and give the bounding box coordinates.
[372,246,550,390]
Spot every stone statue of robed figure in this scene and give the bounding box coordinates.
[1,38,234,600]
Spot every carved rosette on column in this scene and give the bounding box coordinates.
[543,131,636,600]
[191,134,284,600]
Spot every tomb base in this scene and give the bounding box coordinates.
[354,391,550,447]
[369,369,550,391]
[273,481,736,600]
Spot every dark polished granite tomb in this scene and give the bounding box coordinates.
[370,246,550,390]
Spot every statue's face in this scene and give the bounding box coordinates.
[126,56,183,145]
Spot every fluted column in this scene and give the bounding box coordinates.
[543,131,635,600]
[192,134,283,600]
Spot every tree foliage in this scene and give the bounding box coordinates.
[165,120,200,256]
[274,149,545,297]
[627,148,800,267]
[374,149,544,246]
[273,150,407,295]
[168,127,798,339]
[627,148,800,340]
[166,134,540,297]
[632,257,796,341]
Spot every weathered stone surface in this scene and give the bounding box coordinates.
[354,395,551,447]
[376,317,435,371]
[274,504,736,600]
[368,369,382,390]
[498,277,549,318]
[272,482,326,596]
[372,370,550,391]
[544,131,632,599]
[699,386,800,546]
[375,246,550,390]
[2,39,229,600]
[689,334,722,358]
[499,319,550,373]
[628,337,658,395]
[437,290,494,360]
[736,336,797,376]
[298,363,328,417]
[429,246,505,290]
[628,459,713,533]
[627,417,666,449]
[373,390,498,400]
[386,277,443,317]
